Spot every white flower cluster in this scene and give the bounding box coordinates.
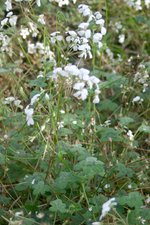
[113,21,125,44]
[5,0,42,10]
[124,0,150,10]
[92,198,117,225]
[49,0,76,7]
[19,21,56,64]
[1,11,18,28]
[24,93,41,126]
[51,64,101,103]
[20,22,39,39]
[65,4,106,59]
[0,33,12,54]
[5,0,77,10]
[99,198,117,220]
[134,64,149,92]
[27,41,56,63]
[50,32,63,44]
[3,96,23,109]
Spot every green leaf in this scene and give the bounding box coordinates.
[74,157,105,179]
[54,171,79,191]
[49,199,67,213]
[138,124,150,134]
[116,163,134,178]
[99,99,118,112]
[97,127,123,142]
[0,153,5,165]
[29,77,47,88]
[119,117,134,126]
[118,192,144,209]
[33,181,49,196]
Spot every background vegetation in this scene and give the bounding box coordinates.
[0,0,150,224]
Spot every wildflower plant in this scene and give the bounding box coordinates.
[0,0,150,225]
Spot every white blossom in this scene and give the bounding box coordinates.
[38,14,46,25]
[145,0,150,8]
[36,0,41,7]
[78,4,91,17]
[99,198,117,221]
[30,94,41,105]
[3,96,16,104]
[118,34,125,44]
[127,130,134,141]
[20,27,30,39]
[5,0,12,11]
[132,96,143,103]
[25,106,34,126]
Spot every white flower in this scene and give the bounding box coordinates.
[79,68,90,81]
[73,82,85,90]
[58,0,69,7]
[78,4,91,17]
[50,32,63,44]
[99,198,117,221]
[146,196,150,204]
[38,14,46,25]
[145,0,150,8]
[118,34,125,44]
[57,121,64,129]
[1,12,18,28]
[127,130,134,141]
[20,27,30,39]
[64,64,80,76]
[128,184,132,189]
[25,106,34,126]
[93,95,100,104]
[66,31,78,42]
[96,19,105,26]
[60,110,65,114]
[132,96,143,103]
[72,120,77,124]
[78,43,92,59]
[92,222,101,225]
[36,0,41,7]
[94,12,102,20]
[29,22,39,37]
[45,93,50,100]
[14,100,23,109]
[5,0,12,11]
[9,15,18,26]
[104,184,110,189]
[28,42,36,54]
[93,33,102,43]
[101,26,107,35]
[30,94,41,105]
[78,23,91,39]
[15,211,24,217]
[73,88,88,101]
[3,96,15,104]
[1,18,8,27]
[73,82,88,100]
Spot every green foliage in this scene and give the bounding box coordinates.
[0,0,150,225]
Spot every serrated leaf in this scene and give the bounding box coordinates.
[29,77,47,88]
[74,156,105,179]
[49,199,67,213]
[119,117,134,126]
[97,127,123,142]
[118,192,144,209]
[54,171,79,191]
[33,181,49,195]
